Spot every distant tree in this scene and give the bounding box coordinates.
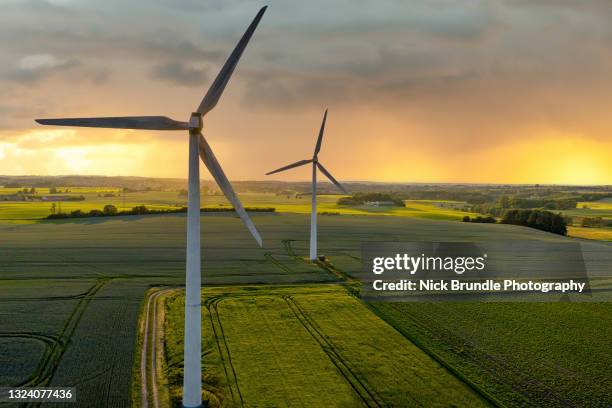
[50,203,57,215]
[178,189,188,197]
[462,216,471,222]
[501,209,566,235]
[581,217,603,228]
[49,187,58,194]
[70,210,84,217]
[88,209,104,217]
[498,195,511,209]
[103,204,118,216]
[131,205,149,215]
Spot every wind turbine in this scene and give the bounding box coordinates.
[266,109,349,261]
[35,7,267,408]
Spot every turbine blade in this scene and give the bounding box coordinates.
[265,159,312,175]
[313,109,328,157]
[35,116,188,131]
[198,133,262,246]
[196,6,267,115]
[316,162,349,194]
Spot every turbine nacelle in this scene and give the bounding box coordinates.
[188,112,203,132]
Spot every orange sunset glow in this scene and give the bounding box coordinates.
[1,1,610,185]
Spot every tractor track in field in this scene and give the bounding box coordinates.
[25,279,109,387]
[6,277,113,408]
[205,296,244,408]
[0,333,59,388]
[140,288,174,408]
[281,238,504,407]
[367,302,506,408]
[282,239,358,283]
[282,294,386,408]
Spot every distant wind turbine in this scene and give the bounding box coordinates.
[35,6,267,408]
[266,109,349,261]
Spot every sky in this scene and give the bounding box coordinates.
[0,0,611,185]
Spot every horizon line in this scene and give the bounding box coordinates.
[0,174,610,187]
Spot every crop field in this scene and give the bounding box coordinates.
[369,302,612,407]
[1,211,610,407]
[0,279,94,386]
[564,200,612,221]
[160,285,489,407]
[567,226,612,241]
[0,277,155,407]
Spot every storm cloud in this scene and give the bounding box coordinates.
[0,0,610,183]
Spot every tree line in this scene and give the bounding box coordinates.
[46,205,275,219]
[500,209,567,235]
[337,193,405,207]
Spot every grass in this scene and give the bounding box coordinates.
[161,285,489,407]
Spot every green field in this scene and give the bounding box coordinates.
[161,285,489,407]
[563,200,612,221]
[0,189,480,223]
[370,302,612,407]
[0,211,610,407]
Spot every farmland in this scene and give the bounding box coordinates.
[567,199,612,220]
[0,209,610,407]
[370,302,612,407]
[567,226,612,241]
[159,285,489,407]
[3,186,612,246]
[0,187,480,223]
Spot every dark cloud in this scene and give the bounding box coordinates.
[1,0,612,162]
[150,62,209,86]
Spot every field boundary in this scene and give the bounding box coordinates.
[205,296,244,407]
[366,302,505,408]
[399,303,577,407]
[138,287,175,408]
[283,295,385,408]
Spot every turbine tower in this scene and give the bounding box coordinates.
[266,110,349,260]
[35,7,267,408]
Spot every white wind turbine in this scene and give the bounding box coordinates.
[266,109,349,260]
[35,7,267,408]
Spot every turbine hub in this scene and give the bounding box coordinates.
[188,112,203,131]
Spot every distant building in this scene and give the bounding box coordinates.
[365,201,396,206]
[40,195,72,202]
